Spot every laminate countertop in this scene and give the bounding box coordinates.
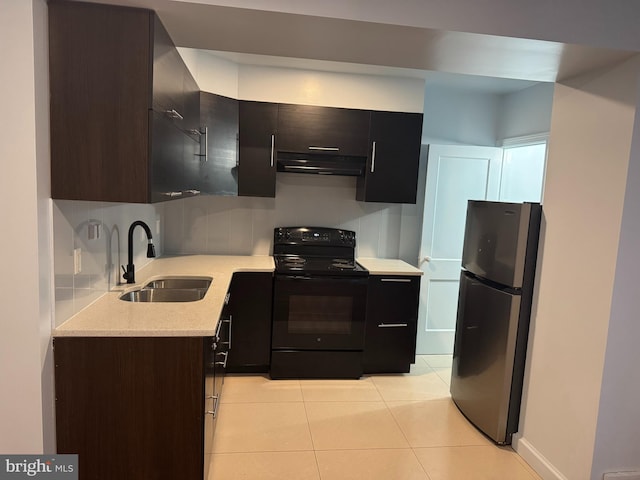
[356,258,423,276]
[53,255,274,338]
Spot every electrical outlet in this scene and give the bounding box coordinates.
[73,248,82,275]
[604,472,640,480]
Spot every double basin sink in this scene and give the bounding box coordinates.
[119,277,212,303]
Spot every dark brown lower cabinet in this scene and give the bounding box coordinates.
[54,337,205,480]
[226,272,273,373]
[363,275,421,373]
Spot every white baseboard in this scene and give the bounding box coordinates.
[512,434,569,480]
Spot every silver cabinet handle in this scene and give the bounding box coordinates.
[214,319,223,340]
[270,134,275,167]
[195,126,208,162]
[215,351,229,368]
[378,323,409,328]
[205,394,220,418]
[162,191,183,198]
[221,315,232,350]
[371,141,377,173]
[183,189,201,196]
[165,109,183,120]
[308,146,339,152]
[224,292,231,305]
[380,278,412,283]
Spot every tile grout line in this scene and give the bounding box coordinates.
[300,387,324,480]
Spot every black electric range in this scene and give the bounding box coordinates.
[271,227,369,379]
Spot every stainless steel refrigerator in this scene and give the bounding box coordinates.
[450,200,542,445]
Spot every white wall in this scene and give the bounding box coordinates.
[178,47,239,98]
[178,47,425,112]
[238,64,424,112]
[514,56,640,480]
[422,83,501,146]
[590,62,640,479]
[0,0,48,453]
[498,83,554,141]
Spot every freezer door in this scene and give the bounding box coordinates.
[450,271,523,444]
[461,201,533,288]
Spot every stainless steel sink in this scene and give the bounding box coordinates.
[143,277,211,290]
[119,276,212,302]
[119,288,207,302]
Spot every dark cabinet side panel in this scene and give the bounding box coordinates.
[54,337,204,480]
[363,276,421,373]
[238,101,278,197]
[49,1,151,203]
[227,272,274,372]
[356,111,423,204]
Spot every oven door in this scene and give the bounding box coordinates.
[272,275,367,350]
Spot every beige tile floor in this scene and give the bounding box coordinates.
[207,355,541,480]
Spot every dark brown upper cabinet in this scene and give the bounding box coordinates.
[277,104,371,157]
[238,101,278,197]
[198,92,240,196]
[356,111,423,204]
[49,1,200,203]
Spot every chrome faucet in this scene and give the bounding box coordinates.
[121,220,156,284]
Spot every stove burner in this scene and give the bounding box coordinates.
[286,257,306,264]
[332,258,351,264]
[332,263,356,269]
[273,227,368,277]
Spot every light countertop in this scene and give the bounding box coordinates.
[357,258,423,276]
[53,255,274,338]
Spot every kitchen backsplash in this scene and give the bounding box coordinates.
[163,173,409,258]
[53,200,163,327]
[52,174,419,327]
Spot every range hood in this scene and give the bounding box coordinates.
[277,152,366,176]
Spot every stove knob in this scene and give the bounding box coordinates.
[285,231,291,240]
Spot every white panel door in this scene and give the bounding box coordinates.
[417,144,502,354]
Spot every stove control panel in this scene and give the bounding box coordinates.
[274,227,356,247]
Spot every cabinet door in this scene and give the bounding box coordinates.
[150,110,185,202]
[363,276,421,373]
[182,70,201,135]
[356,111,423,204]
[227,272,273,372]
[55,337,204,480]
[151,15,185,120]
[199,92,239,195]
[49,1,152,203]
[238,101,278,197]
[277,104,371,157]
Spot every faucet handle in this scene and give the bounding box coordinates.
[122,265,134,283]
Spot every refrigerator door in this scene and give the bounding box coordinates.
[461,201,533,288]
[450,271,522,444]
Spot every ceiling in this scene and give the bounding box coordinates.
[69,0,636,94]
